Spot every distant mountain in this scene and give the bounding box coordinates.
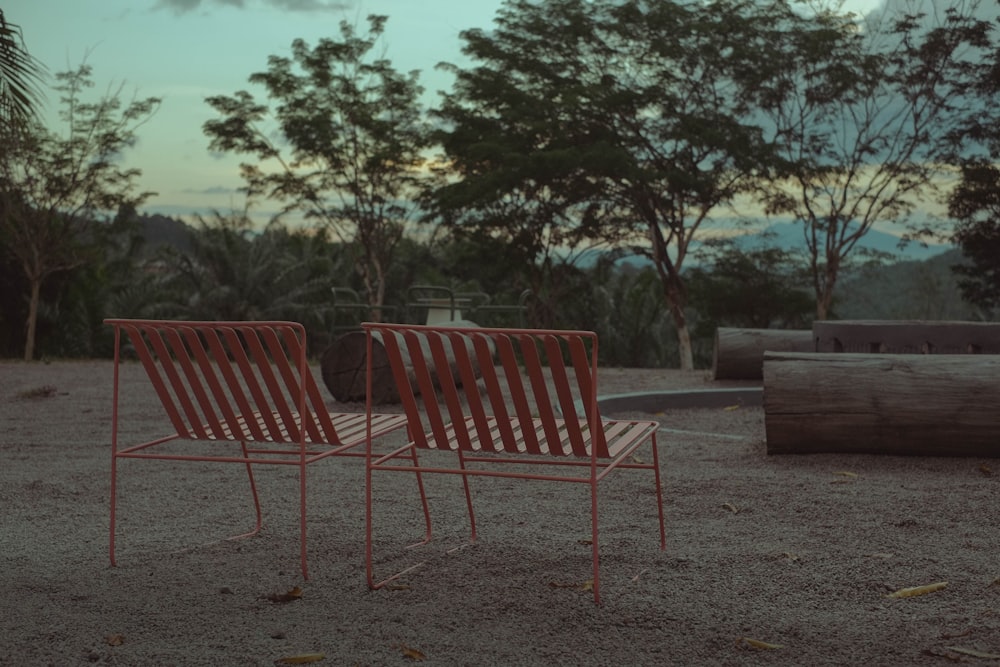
[731,222,954,262]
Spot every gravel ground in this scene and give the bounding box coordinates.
[2,360,1000,666]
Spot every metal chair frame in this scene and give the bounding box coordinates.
[363,322,665,604]
[106,318,417,579]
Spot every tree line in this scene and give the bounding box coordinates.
[2,1,1000,366]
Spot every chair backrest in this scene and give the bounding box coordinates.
[364,323,610,458]
[106,319,342,445]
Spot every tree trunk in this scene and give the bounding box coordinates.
[675,322,694,371]
[712,328,814,380]
[24,277,40,361]
[763,351,1000,456]
[320,321,491,404]
[813,320,1000,354]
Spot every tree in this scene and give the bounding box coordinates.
[154,211,344,344]
[755,1,994,319]
[686,239,814,338]
[947,162,1000,315]
[0,64,159,360]
[203,15,432,311]
[428,0,792,369]
[0,9,46,129]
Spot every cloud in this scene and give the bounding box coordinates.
[154,0,350,14]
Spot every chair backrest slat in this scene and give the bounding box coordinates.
[364,323,608,459]
[107,319,339,446]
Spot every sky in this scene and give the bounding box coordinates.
[8,0,887,221]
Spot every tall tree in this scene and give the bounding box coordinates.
[0,64,159,360]
[203,15,432,310]
[429,0,791,369]
[755,0,994,319]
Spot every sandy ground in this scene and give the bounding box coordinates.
[2,360,1000,666]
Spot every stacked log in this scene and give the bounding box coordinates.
[813,320,1000,354]
[763,351,1000,457]
[712,328,814,380]
[320,321,491,404]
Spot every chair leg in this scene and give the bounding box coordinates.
[457,450,478,542]
[650,435,666,551]
[227,442,263,541]
[109,455,119,567]
[590,477,601,605]
[408,447,433,544]
[366,445,432,590]
[299,459,308,580]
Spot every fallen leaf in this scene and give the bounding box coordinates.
[400,645,426,661]
[946,646,1000,660]
[105,634,125,646]
[723,404,741,411]
[886,581,948,599]
[722,502,740,514]
[631,568,648,582]
[781,552,800,562]
[267,586,304,604]
[833,471,858,478]
[741,637,784,650]
[275,653,325,665]
[577,539,593,545]
[630,454,645,464]
[386,583,412,591]
[980,464,993,477]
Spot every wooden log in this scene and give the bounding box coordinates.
[813,320,1000,354]
[763,351,1000,456]
[712,328,813,380]
[320,321,490,404]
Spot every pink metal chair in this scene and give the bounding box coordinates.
[106,319,416,579]
[363,322,666,604]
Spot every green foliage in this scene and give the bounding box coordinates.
[946,162,1000,316]
[755,1,994,319]
[203,14,433,309]
[0,9,46,129]
[428,0,812,368]
[0,63,159,359]
[686,240,814,339]
[835,248,977,320]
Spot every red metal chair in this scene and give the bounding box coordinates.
[363,322,665,604]
[106,318,417,579]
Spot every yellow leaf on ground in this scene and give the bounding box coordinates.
[400,645,426,661]
[267,586,304,604]
[722,502,740,514]
[833,471,858,477]
[886,581,948,598]
[723,404,741,411]
[548,579,593,591]
[742,637,784,650]
[275,653,325,664]
[104,634,125,646]
[946,646,1000,659]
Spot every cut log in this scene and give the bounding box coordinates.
[763,351,1000,457]
[712,328,813,380]
[813,320,1000,354]
[321,320,491,404]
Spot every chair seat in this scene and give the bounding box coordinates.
[413,415,658,459]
